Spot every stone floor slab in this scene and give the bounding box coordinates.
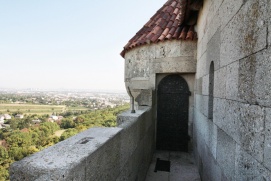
[145,151,201,181]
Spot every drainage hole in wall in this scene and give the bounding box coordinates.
[79,137,94,144]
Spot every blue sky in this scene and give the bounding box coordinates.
[0,0,165,91]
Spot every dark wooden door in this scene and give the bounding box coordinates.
[157,75,190,152]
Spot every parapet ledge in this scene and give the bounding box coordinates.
[117,106,151,127]
[10,127,122,180]
[10,106,153,181]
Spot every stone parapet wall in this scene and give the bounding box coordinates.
[10,107,155,181]
[194,0,271,180]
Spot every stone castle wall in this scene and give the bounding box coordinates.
[10,108,155,181]
[124,40,197,152]
[194,0,271,180]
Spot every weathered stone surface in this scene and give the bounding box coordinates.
[239,48,271,106]
[219,0,244,29]
[202,149,222,181]
[196,51,207,79]
[221,0,267,67]
[224,100,241,143]
[226,61,239,100]
[135,89,153,106]
[206,11,221,43]
[214,66,227,98]
[217,128,236,181]
[213,99,240,143]
[253,48,271,107]
[208,122,217,160]
[195,94,208,117]
[195,78,202,95]
[149,56,196,74]
[125,57,149,80]
[194,110,209,146]
[196,0,211,41]
[202,75,209,96]
[239,104,265,163]
[206,29,221,70]
[10,108,155,181]
[10,128,122,181]
[235,145,271,180]
[264,108,271,170]
[238,54,257,104]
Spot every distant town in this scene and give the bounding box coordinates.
[0,89,130,129]
[0,89,130,180]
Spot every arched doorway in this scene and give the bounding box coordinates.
[157,75,190,152]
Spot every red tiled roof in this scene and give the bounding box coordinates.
[121,0,198,57]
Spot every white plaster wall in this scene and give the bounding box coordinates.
[194,0,271,180]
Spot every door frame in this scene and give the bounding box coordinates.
[155,73,195,152]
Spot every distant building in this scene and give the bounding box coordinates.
[50,115,58,121]
[15,114,24,119]
[0,116,4,121]
[3,114,11,120]
[32,120,41,124]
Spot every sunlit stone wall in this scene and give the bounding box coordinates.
[194,0,271,180]
[10,107,155,181]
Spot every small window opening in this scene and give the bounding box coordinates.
[208,62,214,120]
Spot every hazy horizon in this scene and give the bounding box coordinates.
[0,0,166,91]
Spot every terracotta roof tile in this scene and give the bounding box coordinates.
[120,0,197,57]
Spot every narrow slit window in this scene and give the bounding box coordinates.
[208,62,214,120]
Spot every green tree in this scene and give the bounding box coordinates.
[60,118,75,129]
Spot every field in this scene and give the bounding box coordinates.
[0,104,89,115]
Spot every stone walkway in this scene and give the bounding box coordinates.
[145,151,201,181]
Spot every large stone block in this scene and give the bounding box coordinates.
[125,56,150,79]
[238,54,257,104]
[239,48,271,106]
[196,0,212,41]
[268,0,271,46]
[264,108,271,170]
[196,51,207,79]
[216,128,236,181]
[221,0,267,67]
[235,145,271,180]
[202,149,222,181]
[208,122,217,160]
[149,56,196,74]
[214,66,227,98]
[253,48,271,107]
[206,11,221,44]
[226,61,239,100]
[195,94,208,117]
[202,74,209,96]
[206,29,221,70]
[195,78,202,95]
[239,104,265,163]
[213,98,226,124]
[224,100,241,143]
[214,99,241,143]
[219,0,244,29]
